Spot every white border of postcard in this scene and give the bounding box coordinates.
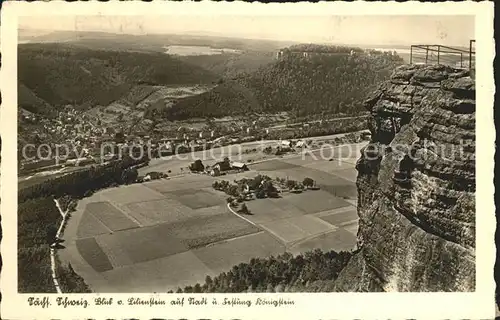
[0,1,495,319]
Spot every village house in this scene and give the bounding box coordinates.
[361,131,372,140]
[295,140,305,148]
[231,161,249,172]
[209,166,221,177]
[213,161,230,172]
[281,140,292,148]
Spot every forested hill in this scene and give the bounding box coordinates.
[18,43,218,113]
[240,49,403,116]
[178,51,276,80]
[162,46,404,120]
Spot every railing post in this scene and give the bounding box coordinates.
[437,46,440,65]
[410,46,413,64]
[425,46,429,64]
[469,40,473,71]
[461,53,463,68]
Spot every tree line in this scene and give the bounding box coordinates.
[172,249,353,293]
[283,44,364,54]
[265,118,368,141]
[18,197,91,293]
[19,155,148,203]
[18,154,148,293]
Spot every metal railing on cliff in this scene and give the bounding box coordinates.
[409,40,475,71]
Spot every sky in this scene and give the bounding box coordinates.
[19,15,475,47]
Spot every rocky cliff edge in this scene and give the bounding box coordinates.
[334,64,475,292]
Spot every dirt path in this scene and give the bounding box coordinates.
[50,199,68,293]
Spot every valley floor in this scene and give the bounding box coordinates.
[58,142,365,292]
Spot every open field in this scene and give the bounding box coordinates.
[342,221,360,235]
[76,209,112,238]
[99,184,166,205]
[60,142,363,292]
[288,228,358,255]
[192,232,285,275]
[261,215,333,244]
[84,202,139,232]
[320,209,359,226]
[138,140,281,177]
[250,161,358,200]
[75,237,114,272]
[140,139,365,177]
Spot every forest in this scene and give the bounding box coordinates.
[283,44,365,53]
[18,197,91,293]
[162,47,404,120]
[173,249,353,293]
[179,50,276,79]
[18,154,146,292]
[18,43,218,113]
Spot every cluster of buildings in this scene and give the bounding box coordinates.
[19,101,368,176]
[208,160,248,177]
[20,107,106,143]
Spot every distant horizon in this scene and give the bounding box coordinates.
[18,28,465,51]
[18,15,475,48]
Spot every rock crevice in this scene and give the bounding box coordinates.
[334,64,475,292]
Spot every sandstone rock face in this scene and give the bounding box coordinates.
[334,65,475,292]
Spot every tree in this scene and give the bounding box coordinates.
[46,225,57,244]
[227,185,239,197]
[189,159,205,172]
[261,180,278,198]
[193,283,202,293]
[206,117,215,128]
[239,204,250,215]
[205,275,213,287]
[303,177,314,188]
[218,157,231,171]
[256,189,266,199]
[121,168,138,184]
[249,175,263,190]
[286,179,297,190]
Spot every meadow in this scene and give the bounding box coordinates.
[60,143,362,292]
